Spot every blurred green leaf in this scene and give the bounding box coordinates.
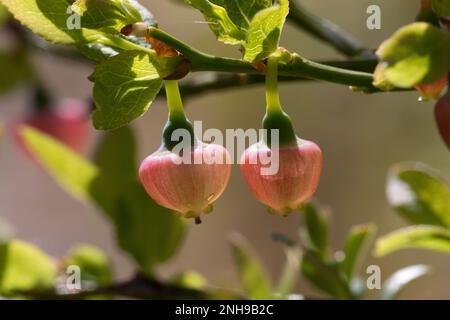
[0,240,57,296]
[300,250,352,300]
[375,225,450,256]
[170,271,207,290]
[340,224,376,280]
[374,22,450,88]
[18,126,113,209]
[91,51,179,130]
[0,3,10,25]
[379,265,430,300]
[386,163,450,227]
[64,244,112,287]
[276,248,301,298]
[303,202,328,258]
[432,0,450,17]
[0,51,32,94]
[230,234,272,299]
[94,125,137,187]
[114,182,186,275]
[243,0,289,62]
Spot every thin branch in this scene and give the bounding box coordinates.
[287,1,370,57]
[161,57,379,99]
[20,274,243,300]
[147,27,379,90]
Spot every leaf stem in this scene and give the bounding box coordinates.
[287,1,369,57]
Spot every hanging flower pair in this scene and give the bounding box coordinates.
[139,54,323,224]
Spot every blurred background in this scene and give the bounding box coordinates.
[0,0,449,299]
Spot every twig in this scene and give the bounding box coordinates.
[287,1,369,57]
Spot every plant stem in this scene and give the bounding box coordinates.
[288,1,369,57]
[266,56,283,115]
[165,80,186,122]
[147,27,376,89]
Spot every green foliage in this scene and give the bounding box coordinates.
[71,0,143,33]
[18,125,186,275]
[0,240,57,296]
[340,224,376,280]
[243,0,289,62]
[375,225,450,256]
[185,0,288,62]
[170,271,207,290]
[374,22,450,88]
[0,3,9,25]
[386,163,450,228]
[303,202,328,258]
[379,265,430,300]
[91,50,181,130]
[64,244,112,286]
[0,51,32,94]
[230,234,272,299]
[432,0,450,17]
[300,250,353,299]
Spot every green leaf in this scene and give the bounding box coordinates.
[303,202,328,258]
[340,224,376,280]
[184,0,259,45]
[375,22,450,88]
[243,0,289,62]
[17,126,115,217]
[170,271,207,290]
[0,0,104,44]
[230,234,272,299]
[114,182,186,274]
[64,244,112,286]
[0,240,57,296]
[300,250,352,299]
[375,225,450,256]
[386,162,450,228]
[91,50,173,130]
[275,248,301,298]
[379,265,430,300]
[71,0,143,33]
[0,50,32,94]
[94,125,137,187]
[0,3,10,25]
[432,0,450,17]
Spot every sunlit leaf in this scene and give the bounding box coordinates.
[379,265,430,300]
[386,162,450,227]
[340,224,376,280]
[64,244,112,287]
[0,240,57,296]
[374,22,450,88]
[375,225,450,256]
[243,0,289,62]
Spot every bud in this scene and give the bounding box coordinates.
[435,92,450,149]
[139,143,231,223]
[415,76,448,101]
[13,100,90,154]
[240,138,323,215]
